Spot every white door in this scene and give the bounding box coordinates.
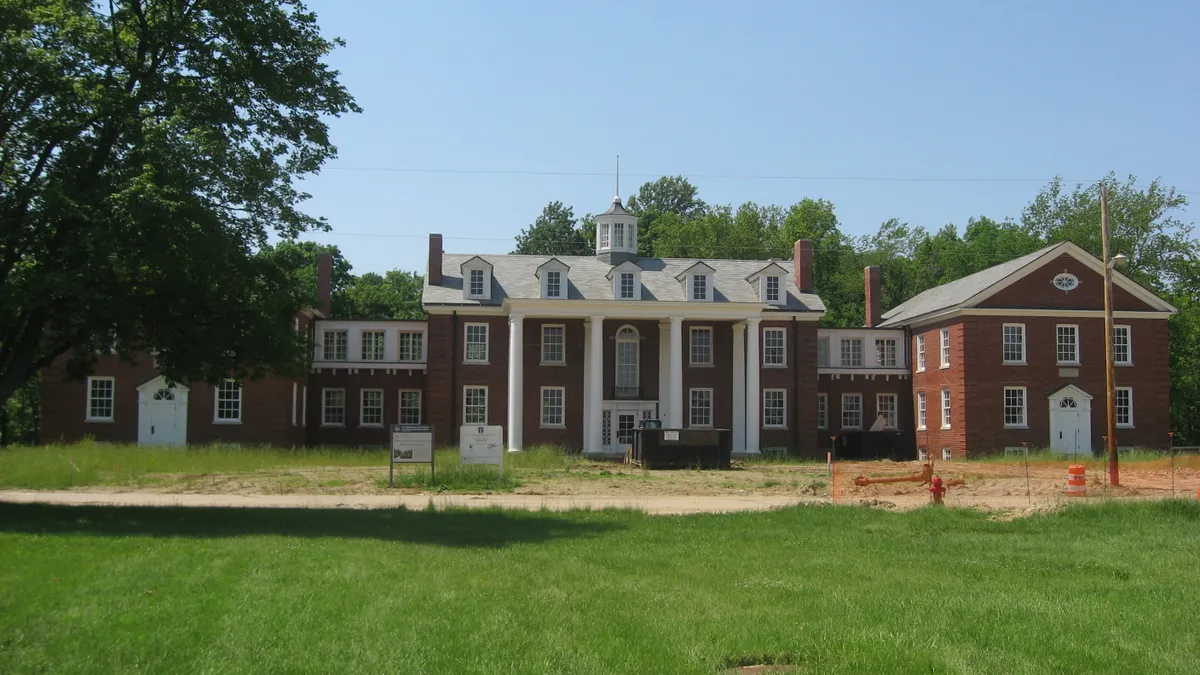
[1050,395,1091,458]
[138,386,188,446]
[615,410,637,456]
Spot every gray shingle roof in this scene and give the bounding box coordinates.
[423,253,825,312]
[877,243,1063,326]
[600,197,633,217]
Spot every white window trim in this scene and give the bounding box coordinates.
[690,274,712,302]
[615,325,641,390]
[940,389,952,430]
[763,275,783,305]
[399,389,422,425]
[467,268,486,299]
[763,327,787,368]
[1116,386,1134,428]
[839,338,864,368]
[464,323,489,364]
[1056,324,1080,366]
[942,448,953,462]
[398,330,425,363]
[291,382,298,427]
[540,386,566,429]
[213,380,243,424]
[360,330,386,361]
[916,392,927,431]
[763,389,787,429]
[1003,386,1028,429]
[689,326,714,366]
[939,328,950,369]
[1002,323,1027,365]
[817,392,828,430]
[874,338,898,368]
[322,387,346,427]
[841,393,863,430]
[689,387,714,428]
[360,388,385,427]
[463,385,488,426]
[876,393,898,430]
[322,329,348,361]
[85,376,115,422]
[916,335,925,373]
[1113,325,1132,366]
[540,324,566,365]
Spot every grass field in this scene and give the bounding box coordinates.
[1,500,1198,674]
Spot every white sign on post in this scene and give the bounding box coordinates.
[663,430,680,442]
[460,425,504,466]
[391,424,433,463]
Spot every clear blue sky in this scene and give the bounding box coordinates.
[298,0,1199,275]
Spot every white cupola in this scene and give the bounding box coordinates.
[594,196,639,265]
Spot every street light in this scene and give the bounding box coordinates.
[1100,187,1127,487]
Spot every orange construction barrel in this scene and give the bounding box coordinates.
[1066,464,1087,497]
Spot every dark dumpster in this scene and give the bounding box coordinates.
[631,424,731,469]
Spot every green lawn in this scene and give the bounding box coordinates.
[1,501,1198,674]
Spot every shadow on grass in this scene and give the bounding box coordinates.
[0,503,624,549]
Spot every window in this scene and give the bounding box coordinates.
[322,389,345,426]
[1113,325,1131,365]
[399,331,424,362]
[876,394,897,429]
[940,389,951,429]
[692,274,708,301]
[940,329,950,368]
[1056,325,1079,365]
[620,272,635,299]
[817,393,828,429]
[689,389,713,427]
[215,380,242,423]
[616,326,639,392]
[464,386,488,425]
[602,410,612,446]
[690,327,712,365]
[765,276,780,303]
[916,335,926,372]
[841,394,863,430]
[538,325,565,364]
[875,339,897,367]
[1003,387,1027,428]
[917,392,927,430]
[322,330,347,361]
[1116,387,1133,427]
[361,330,385,361]
[942,448,953,462]
[763,389,786,428]
[86,376,114,421]
[464,323,489,363]
[541,387,565,427]
[399,390,421,424]
[468,269,485,297]
[817,338,829,367]
[614,222,624,248]
[839,338,863,367]
[545,270,562,298]
[1002,324,1026,364]
[361,389,384,426]
[763,328,786,366]
[600,223,610,249]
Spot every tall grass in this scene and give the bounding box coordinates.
[974,446,1200,468]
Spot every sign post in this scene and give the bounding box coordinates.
[390,424,434,487]
[460,425,505,475]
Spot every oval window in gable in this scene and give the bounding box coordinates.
[1052,273,1079,291]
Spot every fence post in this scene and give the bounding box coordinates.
[1169,432,1175,497]
[1022,441,1031,506]
[830,436,838,504]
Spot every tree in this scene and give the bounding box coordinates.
[627,176,707,257]
[258,241,353,314]
[341,270,425,320]
[0,0,359,404]
[512,201,590,255]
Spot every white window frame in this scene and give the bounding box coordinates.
[876,393,898,430]
[689,388,714,428]
[86,376,115,421]
[1115,387,1133,428]
[1002,323,1026,365]
[398,331,424,362]
[322,388,346,427]
[940,328,950,369]
[540,386,565,428]
[841,393,863,430]
[322,329,347,361]
[940,389,951,429]
[614,222,625,248]
[464,323,489,364]
[917,392,927,431]
[1113,325,1131,366]
[619,272,635,300]
[765,276,781,304]
[1056,324,1080,366]
[916,335,926,372]
[689,326,713,366]
[291,382,298,426]
[541,324,565,365]
[691,274,709,301]
[1003,386,1028,429]
[763,389,786,429]
[545,270,563,299]
[817,393,828,429]
[839,338,863,367]
[615,325,640,391]
[468,269,485,298]
[360,388,384,427]
[942,448,953,462]
[763,327,786,367]
[214,380,242,424]
[361,330,386,361]
[599,223,610,249]
[875,339,897,368]
[399,390,422,425]
[463,386,488,425]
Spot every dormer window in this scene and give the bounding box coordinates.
[607,260,642,301]
[620,273,635,299]
[460,256,494,301]
[546,271,561,298]
[536,258,570,300]
[745,262,789,306]
[765,276,780,303]
[692,274,708,300]
[676,262,716,303]
[469,270,484,297]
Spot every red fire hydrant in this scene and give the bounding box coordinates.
[930,476,947,505]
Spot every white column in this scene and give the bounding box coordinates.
[745,317,761,454]
[732,322,746,454]
[588,316,604,452]
[582,320,592,453]
[658,321,670,422]
[507,314,524,452]
[669,316,684,427]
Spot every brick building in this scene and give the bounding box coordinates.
[39,197,1176,457]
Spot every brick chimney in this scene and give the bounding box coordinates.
[865,265,882,327]
[428,233,443,286]
[316,252,333,317]
[793,239,813,293]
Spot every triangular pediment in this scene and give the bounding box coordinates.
[135,375,190,392]
[744,262,788,282]
[1045,383,1092,400]
[674,261,716,282]
[605,259,642,280]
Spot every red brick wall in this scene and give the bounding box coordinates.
[911,320,968,458]
[523,318,585,449]
[979,254,1156,312]
[681,320,735,430]
[306,369,427,447]
[817,375,914,451]
[793,322,820,458]
[425,313,509,448]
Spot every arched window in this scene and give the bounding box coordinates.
[153,389,175,401]
[615,326,639,397]
[1060,397,1078,409]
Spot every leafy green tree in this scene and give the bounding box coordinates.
[0,0,359,404]
[512,201,590,255]
[258,241,353,314]
[628,176,707,257]
[341,270,425,320]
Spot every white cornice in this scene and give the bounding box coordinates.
[427,299,824,321]
[900,306,1173,330]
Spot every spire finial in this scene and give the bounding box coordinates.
[615,154,620,201]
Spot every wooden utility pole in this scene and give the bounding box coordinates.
[1101,185,1120,486]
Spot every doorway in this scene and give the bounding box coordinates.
[1049,385,1092,458]
[137,377,189,446]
